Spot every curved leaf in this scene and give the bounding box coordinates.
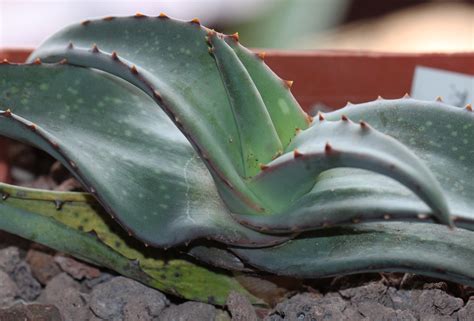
[325,98,474,225]
[0,182,263,305]
[232,222,474,286]
[234,118,451,231]
[0,63,287,247]
[208,32,283,178]
[223,37,310,147]
[29,15,309,213]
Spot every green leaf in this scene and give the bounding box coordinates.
[0,63,287,248]
[224,37,310,147]
[0,182,263,305]
[208,32,283,178]
[232,222,474,286]
[235,117,451,229]
[325,98,474,225]
[28,16,309,213]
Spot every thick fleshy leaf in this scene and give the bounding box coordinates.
[232,222,474,286]
[0,63,287,248]
[208,32,282,178]
[0,182,263,305]
[285,168,474,231]
[325,98,474,225]
[234,118,451,230]
[223,37,310,147]
[29,15,309,213]
[187,245,253,272]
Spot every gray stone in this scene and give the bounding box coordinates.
[11,261,42,301]
[89,276,168,321]
[357,302,416,321]
[0,303,63,321]
[416,289,463,317]
[158,301,217,321]
[0,270,18,307]
[383,287,414,310]
[0,247,20,274]
[39,273,89,321]
[215,310,232,321]
[264,292,361,321]
[457,297,474,321]
[338,280,388,304]
[226,291,258,321]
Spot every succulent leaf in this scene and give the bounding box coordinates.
[223,37,310,147]
[0,182,263,305]
[235,117,452,230]
[187,245,253,272]
[325,98,474,225]
[0,15,473,294]
[27,15,309,213]
[232,222,474,286]
[208,32,283,178]
[0,64,287,247]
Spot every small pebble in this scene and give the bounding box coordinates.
[0,303,62,321]
[38,273,89,321]
[226,291,258,321]
[0,270,18,306]
[158,301,217,321]
[89,276,168,321]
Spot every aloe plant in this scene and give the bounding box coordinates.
[0,14,473,305]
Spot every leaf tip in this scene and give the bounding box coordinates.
[318,112,325,121]
[230,32,239,42]
[259,163,269,171]
[293,149,304,158]
[91,44,99,53]
[190,18,201,25]
[130,65,139,75]
[3,109,12,117]
[256,51,266,60]
[359,121,369,129]
[284,79,294,89]
[324,142,333,154]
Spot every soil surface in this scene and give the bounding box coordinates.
[0,141,473,320]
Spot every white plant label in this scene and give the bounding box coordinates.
[411,66,473,107]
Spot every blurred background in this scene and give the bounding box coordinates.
[1,0,473,52]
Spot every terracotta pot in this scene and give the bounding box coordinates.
[2,49,472,110]
[1,49,473,182]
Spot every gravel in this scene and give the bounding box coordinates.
[1,236,473,320]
